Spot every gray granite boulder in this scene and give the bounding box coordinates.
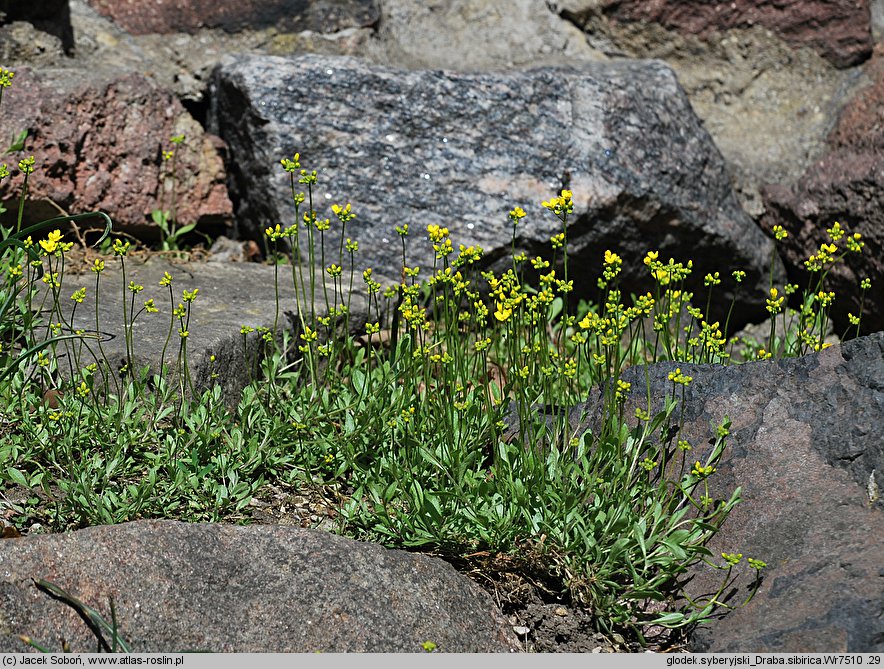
[213,53,785,328]
[0,520,520,652]
[533,333,884,651]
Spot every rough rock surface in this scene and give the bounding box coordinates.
[59,0,375,108]
[0,520,520,652]
[589,0,874,68]
[557,6,862,218]
[0,19,67,67]
[361,0,604,71]
[213,53,784,327]
[761,44,884,335]
[0,0,74,53]
[84,0,379,36]
[0,66,232,237]
[875,0,884,40]
[545,333,884,652]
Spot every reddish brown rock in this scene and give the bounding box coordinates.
[760,44,884,335]
[84,0,379,36]
[828,43,884,152]
[0,66,232,237]
[600,0,873,68]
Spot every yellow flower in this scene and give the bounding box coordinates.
[18,156,35,175]
[494,302,512,322]
[332,202,355,222]
[427,224,449,242]
[300,326,318,343]
[41,272,60,288]
[39,230,63,254]
[542,189,574,216]
[765,287,785,314]
[652,268,670,286]
[604,249,621,267]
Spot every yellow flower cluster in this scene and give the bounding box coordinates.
[509,206,526,223]
[280,152,301,173]
[765,287,785,315]
[692,461,715,477]
[542,189,573,218]
[427,224,449,243]
[331,202,356,223]
[668,368,693,386]
[602,249,622,282]
[112,239,130,257]
[39,230,62,255]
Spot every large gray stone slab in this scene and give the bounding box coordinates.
[0,520,520,652]
[50,258,388,404]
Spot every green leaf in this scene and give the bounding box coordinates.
[6,466,28,487]
[5,128,28,154]
[151,209,170,227]
[171,222,197,238]
[647,612,686,626]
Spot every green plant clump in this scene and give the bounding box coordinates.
[0,67,870,644]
